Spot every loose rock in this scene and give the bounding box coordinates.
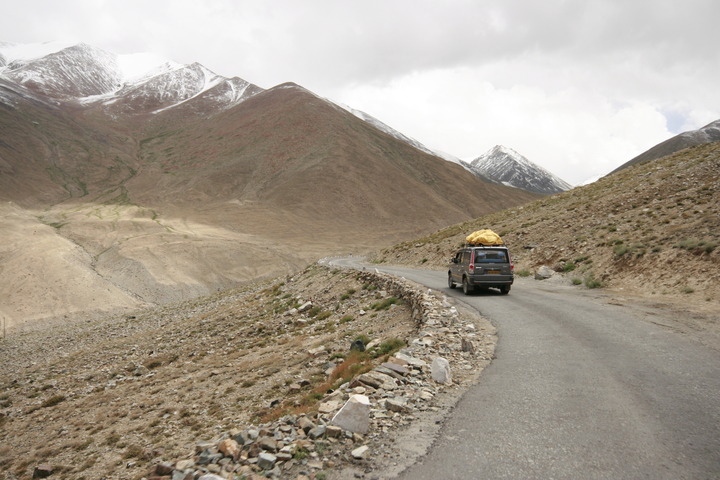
[351,445,370,459]
[431,357,452,384]
[331,394,371,434]
[535,265,555,279]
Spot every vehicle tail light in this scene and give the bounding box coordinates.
[469,250,475,273]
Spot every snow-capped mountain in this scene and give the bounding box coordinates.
[0,41,473,162]
[2,43,123,99]
[103,61,262,114]
[2,41,524,174]
[0,42,262,114]
[684,119,720,143]
[467,145,573,194]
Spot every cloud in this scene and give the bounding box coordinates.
[335,65,674,185]
[1,0,719,183]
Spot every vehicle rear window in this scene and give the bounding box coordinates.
[473,249,508,263]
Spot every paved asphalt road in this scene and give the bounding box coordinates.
[328,259,720,480]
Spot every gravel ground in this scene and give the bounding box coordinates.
[0,263,496,480]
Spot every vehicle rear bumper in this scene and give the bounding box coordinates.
[468,275,514,286]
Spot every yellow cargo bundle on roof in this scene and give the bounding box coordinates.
[466,229,504,246]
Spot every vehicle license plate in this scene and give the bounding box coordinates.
[486,270,500,274]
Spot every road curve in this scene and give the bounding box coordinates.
[328,259,720,480]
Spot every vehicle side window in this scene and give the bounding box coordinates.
[462,251,471,264]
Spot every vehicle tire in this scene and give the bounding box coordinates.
[448,273,456,289]
[462,277,473,295]
[499,285,511,295]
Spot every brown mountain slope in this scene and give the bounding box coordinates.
[609,119,720,174]
[375,142,720,305]
[0,81,138,206]
[1,81,538,328]
[122,83,539,231]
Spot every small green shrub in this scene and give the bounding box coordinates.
[123,444,144,459]
[675,238,700,250]
[563,262,577,272]
[316,311,332,321]
[371,297,398,311]
[515,269,531,277]
[585,274,603,289]
[614,245,629,256]
[614,243,646,258]
[293,447,309,460]
[41,395,66,408]
[372,338,405,357]
[145,360,162,370]
[572,278,582,285]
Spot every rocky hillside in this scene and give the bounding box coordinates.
[374,142,720,304]
[0,264,495,480]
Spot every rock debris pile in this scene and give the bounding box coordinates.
[145,268,495,480]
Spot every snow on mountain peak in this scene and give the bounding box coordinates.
[468,145,573,194]
[0,40,77,64]
[0,41,176,83]
[680,119,720,143]
[117,52,178,82]
[0,41,262,113]
[1,43,124,99]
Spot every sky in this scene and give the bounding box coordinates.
[2,0,719,185]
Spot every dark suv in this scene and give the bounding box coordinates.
[448,246,514,295]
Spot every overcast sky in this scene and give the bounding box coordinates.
[2,0,719,184]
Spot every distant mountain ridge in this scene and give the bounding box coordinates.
[0,42,452,156]
[466,145,573,194]
[610,119,720,174]
[0,43,263,115]
[0,41,540,327]
[0,41,574,192]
